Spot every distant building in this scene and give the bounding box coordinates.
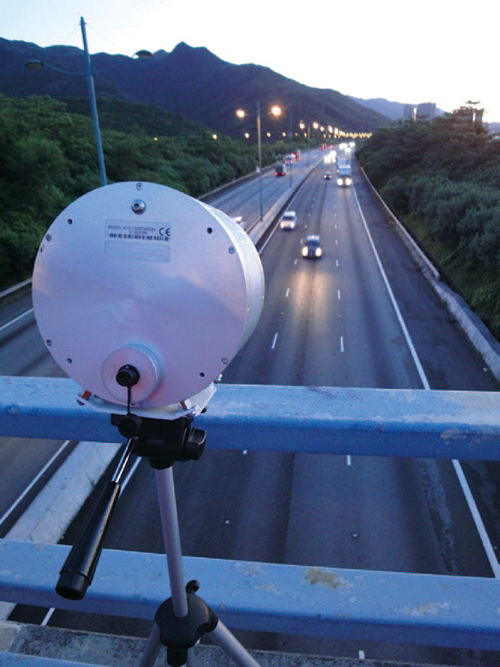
[452,104,485,125]
[403,104,416,121]
[416,103,436,120]
[404,103,436,121]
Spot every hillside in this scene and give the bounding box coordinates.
[0,38,390,139]
[63,98,209,138]
[349,97,410,121]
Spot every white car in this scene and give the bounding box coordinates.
[280,211,297,230]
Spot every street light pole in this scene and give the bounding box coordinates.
[26,23,152,188]
[237,103,281,221]
[256,101,263,221]
[80,17,107,186]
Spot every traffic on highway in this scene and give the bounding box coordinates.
[1,147,499,666]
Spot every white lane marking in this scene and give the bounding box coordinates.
[285,288,290,298]
[0,308,34,333]
[352,188,428,389]
[41,608,55,626]
[0,440,72,527]
[336,260,339,267]
[346,455,352,466]
[340,336,345,353]
[271,333,279,350]
[452,459,500,578]
[337,290,341,300]
[294,258,298,265]
[353,186,500,579]
[335,239,338,245]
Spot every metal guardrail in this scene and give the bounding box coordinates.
[1,378,500,666]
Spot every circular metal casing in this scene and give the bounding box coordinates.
[32,182,265,408]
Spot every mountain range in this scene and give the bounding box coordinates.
[0,37,391,139]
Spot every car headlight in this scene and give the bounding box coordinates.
[302,247,308,257]
[315,248,322,257]
[346,178,352,185]
[337,178,343,186]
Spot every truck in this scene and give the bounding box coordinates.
[336,158,352,186]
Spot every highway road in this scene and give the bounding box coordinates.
[3,149,500,665]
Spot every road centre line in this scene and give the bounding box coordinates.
[352,186,500,579]
[271,333,279,350]
[0,308,34,334]
[285,288,290,298]
[337,290,341,300]
[340,336,344,353]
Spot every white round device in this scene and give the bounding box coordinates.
[32,181,265,408]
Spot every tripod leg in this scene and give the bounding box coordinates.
[138,624,161,667]
[155,467,189,617]
[153,466,261,667]
[211,621,262,667]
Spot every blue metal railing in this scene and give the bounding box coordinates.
[1,376,500,662]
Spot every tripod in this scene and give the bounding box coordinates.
[55,366,262,667]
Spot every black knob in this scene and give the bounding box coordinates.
[116,365,140,388]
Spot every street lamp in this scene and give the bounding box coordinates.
[26,17,152,186]
[236,103,281,221]
[300,121,311,167]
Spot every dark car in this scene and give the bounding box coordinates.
[324,171,332,180]
[275,164,286,177]
[302,235,322,259]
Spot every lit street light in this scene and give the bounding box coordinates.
[26,17,152,186]
[236,103,281,221]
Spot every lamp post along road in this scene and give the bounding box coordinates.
[256,101,263,221]
[25,19,152,187]
[236,104,281,222]
[80,17,107,186]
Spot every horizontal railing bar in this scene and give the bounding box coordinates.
[0,377,499,460]
[1,539,500,650]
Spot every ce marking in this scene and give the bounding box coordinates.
[159,227,171,239]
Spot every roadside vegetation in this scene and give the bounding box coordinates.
[356,111,500,338]
[0,94,293,290]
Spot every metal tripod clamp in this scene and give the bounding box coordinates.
[154,580,218,667]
